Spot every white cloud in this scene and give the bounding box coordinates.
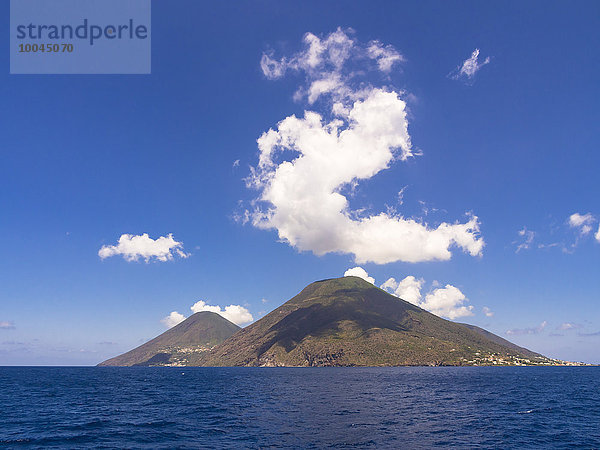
[163,300,255,329]
[366,40,404,73]
[515,227,535,253]
[421,285,473,320]
[568,212,595,235]
[380,276,472,320]
[261,30,403,93]
[233,159,240,168]
[450,48,490,82]
[190,300,253,326]
[518,213,600,253]
[261,298,268,304]
[260,53,287,80]
[260,28,357,104]
[506,321,547,336]
[343,267,375,284]
[250,30,484,264]
[397,186,408,205]
[558,322,582,331]
[380,277,396,290]
[380,276,423,304]
[0,321,15,330]
[161,311,186,328]
[99,233,190,263]
[482,306,494,317]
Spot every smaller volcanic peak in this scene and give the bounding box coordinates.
[98,311,240,367]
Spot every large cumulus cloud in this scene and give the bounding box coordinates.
[247,29,484,264]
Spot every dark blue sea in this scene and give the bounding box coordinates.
[0,367,598,448]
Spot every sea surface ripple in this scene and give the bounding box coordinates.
[0,366,598,448]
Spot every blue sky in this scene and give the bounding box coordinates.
[1,0,599,365]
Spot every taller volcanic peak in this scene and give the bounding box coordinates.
[198,276,544,367]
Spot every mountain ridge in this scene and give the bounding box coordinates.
[100,277,563,367]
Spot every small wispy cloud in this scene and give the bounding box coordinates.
[450,48,490,83]
[558,322,582,331]
[568,212,596,236]
[482,306,494,317]
[397,186,408,205]
[233,159,240,168]
[517,212,599,254]
[514,227,535,253]
[506,321,547,336]
[366,40,404,73]
[99,233,190,263]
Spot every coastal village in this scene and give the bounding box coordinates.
[460,352,590,366]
